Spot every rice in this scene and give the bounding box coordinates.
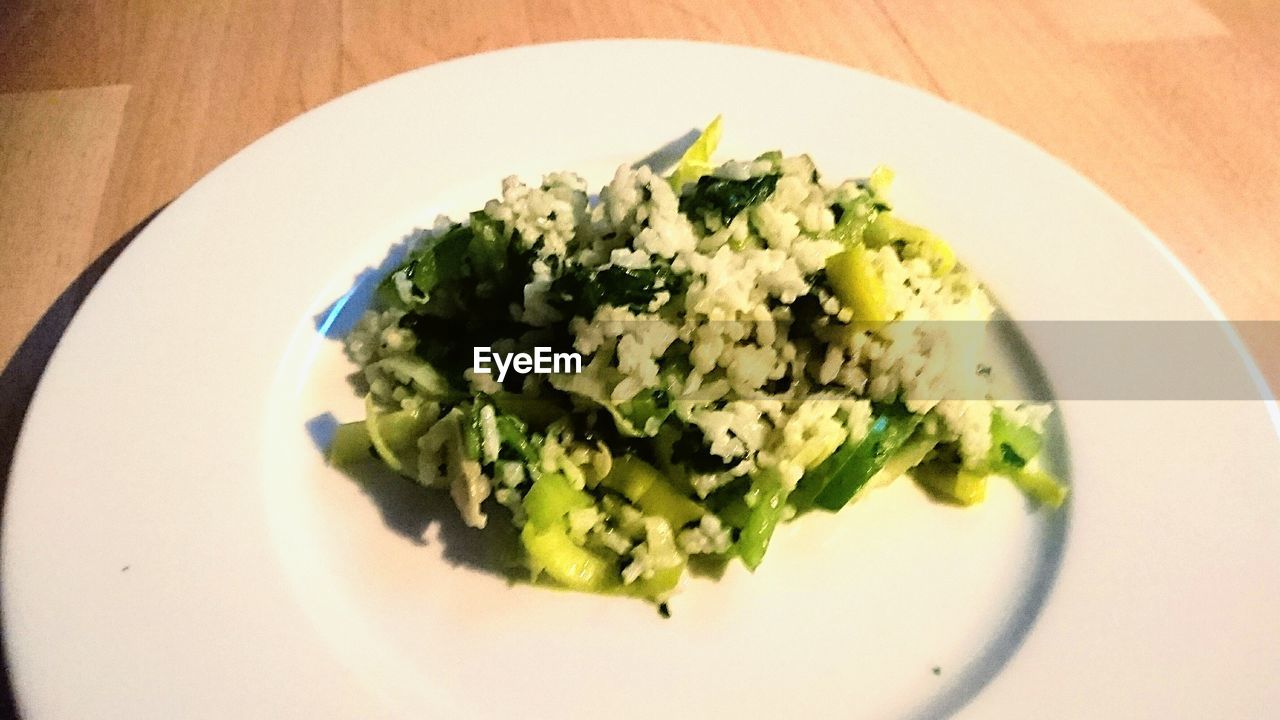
[335,130,1063,604]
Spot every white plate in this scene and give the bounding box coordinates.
[4,41,1278,719]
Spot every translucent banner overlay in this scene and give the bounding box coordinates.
[583,320,1279,402]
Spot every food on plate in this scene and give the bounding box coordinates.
[328,118,1066,604]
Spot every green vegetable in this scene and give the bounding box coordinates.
[630,561,685,599]
[755,149,784,165]
[972,411,1068,507]
[328,421,375,467]
[551,372,648,438]
[828,192,882,248]
[1008,468,1069,508]
[863,213,956,276]
[602,456,705,529]
[521,523,617,592]
[375,356,453,399]
[493,391,567,429]
[549,262,684,319]
[916,463,988,506]
[380,223,473,303]
[601,455,658,501]
[329,405,434,469]
[826,166,894,248]
[332,125,1071,601]
[523,472,593,530]
[521,473,621,593]
[635,480,704,530]
[375,213,514,311]
[679,173,781,224]
[804,409,923,511]
[618,388,672,433]
[737,470,786,571]
[825,245,890,324]
[714,496,752,529]
[668,114,723,191]
[987,410,1043,470]
[866,165,894,196]
[461,401,485,461]
[494,414,541,471]
[465,211,509,277]
[363,394,404,472]
[880,437,938,480]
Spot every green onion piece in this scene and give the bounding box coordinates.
[331,405,433,469]
[668,114,723,192]
[521,523,618,592]
[364,394,403,473]
[327,421,374,467]
[866,165,895,196]
[807,411,922,511]
[495,414,540,472]
[863,213,956,276]
[461,407,482,462]
[375,356,454,399]
[915,463,988,506]
[635,479,705,530]
[737,470,787,571]
[825,245,891,324]
[523,472,592,531]
[603,456,705,529]
[827,191,880,248]
[1009,468,1069,509]
[988,410,1043,470]
[600,455,659,502]
[880,437,938,480]
[629,560,685,600]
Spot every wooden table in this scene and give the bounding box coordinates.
[2,3,1278,457]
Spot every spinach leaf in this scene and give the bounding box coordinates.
[548,262,684,319]
[376,213,515,312]
[410,223,473,295]
[466,211,509,278]
[678,173,780,223]
[618,388,672,432]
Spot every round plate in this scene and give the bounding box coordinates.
[4,40,1278,719]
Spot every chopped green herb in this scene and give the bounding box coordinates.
[678,173,780,223]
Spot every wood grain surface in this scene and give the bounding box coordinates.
[1,2,1277,450]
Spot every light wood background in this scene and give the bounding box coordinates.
[1,1,1277,451]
